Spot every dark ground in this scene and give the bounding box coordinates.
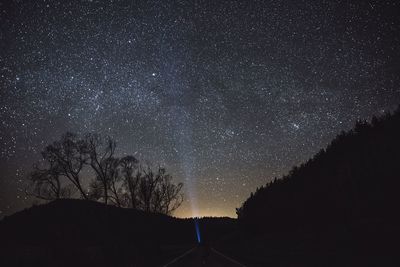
[164,245,246,267]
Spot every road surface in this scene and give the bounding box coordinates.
[163,245,246,267]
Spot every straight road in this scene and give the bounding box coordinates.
[163,245,246,267]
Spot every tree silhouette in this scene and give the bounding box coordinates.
[26,132,184,215]
[155,167,184,215]
[27,165,73,200]
[237,105,400,232]
[120,155,140,208]
[132,165,184,215]
[107,157,123,207]
[28,132,89,199]
[85,133,117,205]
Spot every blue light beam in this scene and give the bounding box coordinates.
[194,218,201,243]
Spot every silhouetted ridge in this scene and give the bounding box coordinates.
[238,107,400,228]
[0,199,172,246]
[230,106,400,265]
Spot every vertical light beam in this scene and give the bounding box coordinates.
[194,218,201,243]
[170,106,199,217]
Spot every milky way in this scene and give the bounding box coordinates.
[1,0,400,217]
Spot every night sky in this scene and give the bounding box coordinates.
[1,0,399,218]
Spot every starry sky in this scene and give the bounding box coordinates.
[1,0,400,218]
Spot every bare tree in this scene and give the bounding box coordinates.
[39,132,89,199]
[27,132,184,215]
[106,157,123,207]
[137,165,183,215]
[87,180,103,201]
[157,169,183,215]
[120,155,140,208]
[138,165,159,212]
[86,133,117,205]
[26,165,74,200]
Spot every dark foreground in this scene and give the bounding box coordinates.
[164,245,245,267]
[0,199,238,267]
[1,199,399,267]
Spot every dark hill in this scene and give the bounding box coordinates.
[1,199,174,246]
[227,107,400,266]
[0,199,236,267]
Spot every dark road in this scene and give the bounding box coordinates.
[163,246,246,267]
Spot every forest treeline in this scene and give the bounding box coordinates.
[237,106,400,232]
[26,132,183,215]
[221,107,400,265]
